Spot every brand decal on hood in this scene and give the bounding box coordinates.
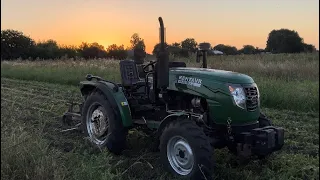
[177,76,202,87]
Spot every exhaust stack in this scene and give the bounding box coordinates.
[156,17,169,89]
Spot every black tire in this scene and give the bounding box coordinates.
[81,90,128,155]
[159,118,213,180]
[258,112,272,127]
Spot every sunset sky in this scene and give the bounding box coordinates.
[1,0,319,53]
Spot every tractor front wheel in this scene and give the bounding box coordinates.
[81,90,127,154]
[160,118,213,180]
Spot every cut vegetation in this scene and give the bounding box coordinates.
[1,52,319,180]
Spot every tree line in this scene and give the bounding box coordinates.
[1,28,317,61]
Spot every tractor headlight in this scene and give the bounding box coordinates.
[228,85,246,109]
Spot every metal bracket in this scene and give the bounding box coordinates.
[62,102,83,128]
[61,123,82,132]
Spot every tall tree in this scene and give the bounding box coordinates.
[238,45,256,54]
[78,42,107,59]
[152,43,169,55]
[213,44,238,55]
[171,42,181,48]
[266,29,304,53]
[181,38,198,53]
[106,44,127,60]
[35,39,60,59]
[130,33,146,51]
[1,29,35,60]
[303,43,316,53]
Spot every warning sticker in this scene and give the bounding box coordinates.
[121,101,128,106]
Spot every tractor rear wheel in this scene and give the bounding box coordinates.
[159,118,213,180]
[81,90,127,154]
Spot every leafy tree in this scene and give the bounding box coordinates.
[266,29,304,53]
[78,42,107,59]
[130,33,145,51]
[181,38,197,53]
[167,46,181,57]
[255,47,265,54]
[169,42,189,57]
[171,42,181,48]
[213,44,238,55]
[34,39,60,59]
[3,27,316,61]
[238,45,256,54]
[152,42,189,58]
[106,44,127,60]
[1,29,35,60]
[303,43,316,53]
[59,45,79,58]
[152,43,169,55]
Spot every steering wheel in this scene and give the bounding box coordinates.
[143,61,156,73]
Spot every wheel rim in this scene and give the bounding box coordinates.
[86,102,109,145]
[167,136,194,176]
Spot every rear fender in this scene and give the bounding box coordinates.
[80,80,133,127]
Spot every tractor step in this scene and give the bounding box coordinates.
[64,112,81,117]
[63,112,81,120]
[133,119,147,125]
[62,111,82,127]
[61,123,82,132]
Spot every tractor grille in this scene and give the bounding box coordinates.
[244,86,259,111]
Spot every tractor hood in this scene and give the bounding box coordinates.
[169,67,254,84]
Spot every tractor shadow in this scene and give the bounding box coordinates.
[51,124,274,180]
[107,129,271,180]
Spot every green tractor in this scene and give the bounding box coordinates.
[63,17,284,179]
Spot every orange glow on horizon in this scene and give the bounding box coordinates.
[1,0,319,54]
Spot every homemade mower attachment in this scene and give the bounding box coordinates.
[62,17,284,180]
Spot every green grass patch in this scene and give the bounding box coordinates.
[1,78,318,180]
[1,56,319,112]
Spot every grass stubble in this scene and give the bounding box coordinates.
[1,53,319,180]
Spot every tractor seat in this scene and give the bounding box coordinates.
[169,61,186,68]
[120,60,146,87]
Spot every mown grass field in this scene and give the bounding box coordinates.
[1,53,319,180]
